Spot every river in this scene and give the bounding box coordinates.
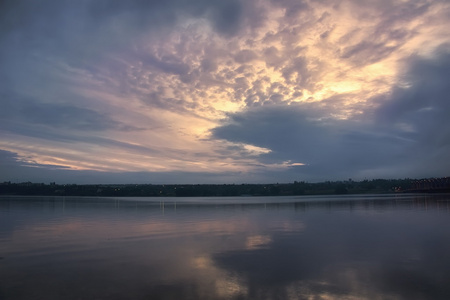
[1,194,450,299]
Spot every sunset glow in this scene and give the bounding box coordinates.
[1,0,450,183]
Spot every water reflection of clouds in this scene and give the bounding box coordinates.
[5,217,253,256]
[193,255,248,298]
[3,200,310,258]
[211,211,450,299]
[2,196,450,299]
[245,235,272,250]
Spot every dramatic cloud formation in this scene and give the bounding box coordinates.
[1,0,449,183]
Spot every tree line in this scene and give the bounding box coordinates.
[0,178,424,197]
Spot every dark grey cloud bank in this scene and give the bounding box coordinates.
[0,0,262,51]
[0,0,261,94]
[212,48,450,181]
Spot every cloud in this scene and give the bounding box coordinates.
[211,104,405,181]
[234,50,258,63]
[340,41,398,65]
[0,149,71,180]
[212,46,450,180]
[0,0,262,49]
[0,149,249,184]
[6,100,135,132]
[1,0,450,183]
[372,46,450,173]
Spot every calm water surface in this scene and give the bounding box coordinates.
[1,194,450,300]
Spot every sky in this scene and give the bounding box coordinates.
[1,0,450,184]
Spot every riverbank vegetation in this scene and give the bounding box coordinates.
[3,178,446,197]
